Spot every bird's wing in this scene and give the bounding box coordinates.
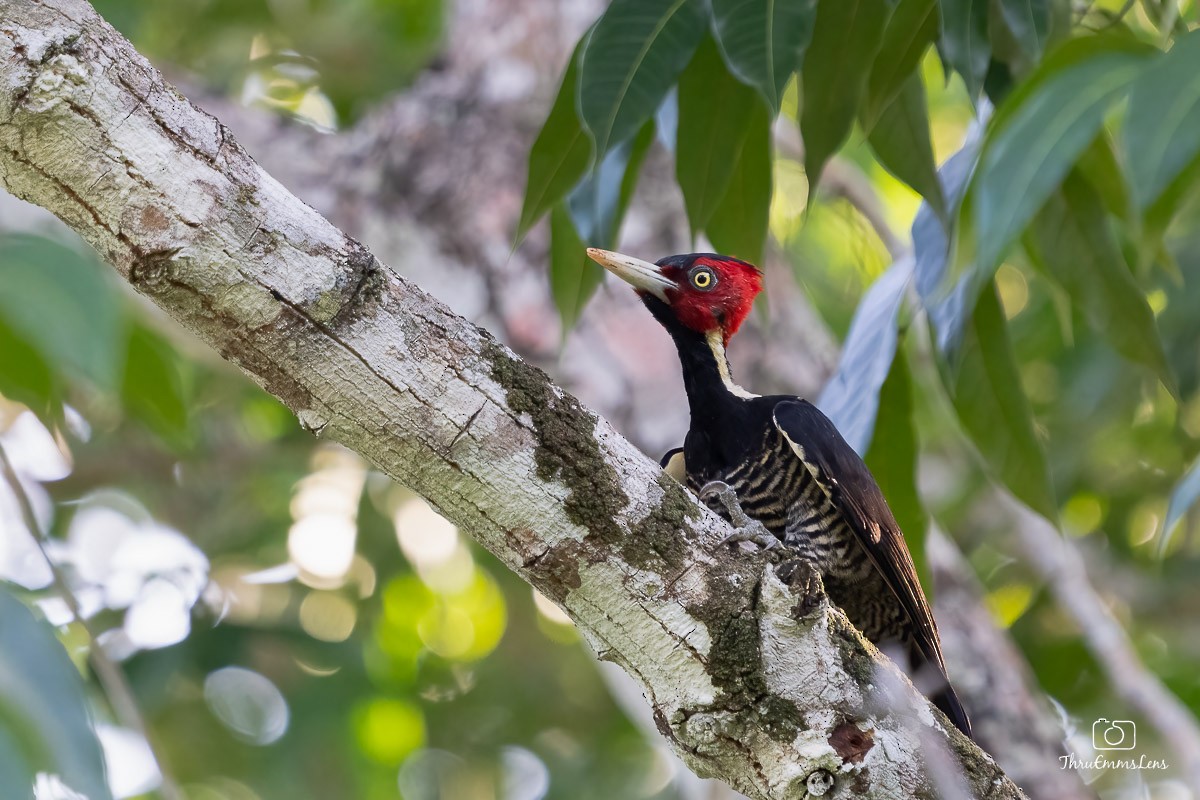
[771,399,946,674]
[659,447,687,483]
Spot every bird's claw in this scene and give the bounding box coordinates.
[699,481,752,527]
[719,527,782,551]
[700,480,782,558]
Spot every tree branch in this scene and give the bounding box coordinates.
[1002,493,1200,794]
[0,2,1024,797]
[926,527,1091,800]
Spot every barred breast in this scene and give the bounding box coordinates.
[689,427,912,646]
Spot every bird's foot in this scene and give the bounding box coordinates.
[699,481,782,556]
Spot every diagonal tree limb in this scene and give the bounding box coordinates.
[0,2,1024,797]
[1001,493,1200,794]
[926,527,1093,800]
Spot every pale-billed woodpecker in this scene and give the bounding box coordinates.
[586,248,972,739]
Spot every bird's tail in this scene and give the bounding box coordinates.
[906,640,973,740]
[932,684,973,740]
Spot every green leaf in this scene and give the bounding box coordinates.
[1024,172,1174,393]
[948,282,1056,519]
[1161,456,1200,556]
[711,0,817,113]
[549,205,604,334]
[1142,152,1200,266]
[940,0,990,100]
[578,0,707,160]
[864,347,929,589]
[706,98,772,266]
[517,43,593,241]
[0,235,123,391]
[676,37,760,233]
[864,0,939,126]
[799,0,891,195]
[999,0,1050,60]
[1077,132,1132,222]
[865,74,945,218]
[0,588,114,800]
[568,121,654,249]
[0,315,60,422]
[971,36,1155,288]
[1123,29,1200,212]
[817,259,911,454]
[121,324,192,445]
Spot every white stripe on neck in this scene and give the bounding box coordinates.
[706,329,759,399]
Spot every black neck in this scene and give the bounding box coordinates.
[643,296,743,423]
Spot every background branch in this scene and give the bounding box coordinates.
[1003,493,1200,793]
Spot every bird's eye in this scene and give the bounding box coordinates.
[690,267,717,290]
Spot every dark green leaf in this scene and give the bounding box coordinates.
[1077,132,1131,221]
[1123,29,1200,211]
[799,0,891,196]
[568,121,654,249]
[1161,456,1200,556]
[971,36,1155,288]
[549,205,604,333]
[865,74,945,218]
[711,0,817,112]
[999,0,1050,60]
[0,235,123,390]
[677,37,760,233]
[122,324,192,445]
[517,44,593,241]
[817,259,911,454]
[864,0,939,126]
[706,99,772,266]
[1024,172,1174,392]
[1142,152,1200,267]
[0,315,60,422]
[949,283,1056,519]
[940,0,990,100]
[0,588,114,800]
[864,347,929,589]
[578,0,707,159]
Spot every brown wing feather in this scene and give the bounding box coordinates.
[773,399,970,736]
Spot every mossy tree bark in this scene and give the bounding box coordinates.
[0,2,1027,798]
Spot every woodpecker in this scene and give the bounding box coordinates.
[586,248,971,739]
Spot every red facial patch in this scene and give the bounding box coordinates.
[661,256,763,345]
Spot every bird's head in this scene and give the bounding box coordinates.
[586,249,763,346]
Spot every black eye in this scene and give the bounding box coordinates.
[690,267,717,290]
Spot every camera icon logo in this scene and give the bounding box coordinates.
[1093,719,1136,751]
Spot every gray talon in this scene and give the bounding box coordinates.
[719,528,781,550]
[700,480,780,554]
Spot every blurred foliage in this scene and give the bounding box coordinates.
[91,0,444,127]
[0,589,113,800]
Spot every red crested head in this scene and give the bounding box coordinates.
[586,249,763,345]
